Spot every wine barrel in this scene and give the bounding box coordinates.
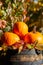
[10,49,43,65]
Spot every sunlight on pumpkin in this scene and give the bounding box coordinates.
[37,37,42,41]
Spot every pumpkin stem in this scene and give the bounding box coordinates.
[33,26,37,33]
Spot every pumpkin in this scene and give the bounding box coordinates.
[34,32,43,50]
[24,32,43,44]
[30,32,43,44]
[2,32,20,46]
[24,32,36,44]
[35,33,43,44]
[29,32,43,50]
[13,22,28,39]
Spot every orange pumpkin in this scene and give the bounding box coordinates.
[24,32,43,44]
[29,32,43,44]
[24,32,36,44]
[34,32,43,50]
[13,22,28,39]
[2,32,20,46]
[35,33,43,44]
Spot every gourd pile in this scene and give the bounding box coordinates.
[0,21,43,54]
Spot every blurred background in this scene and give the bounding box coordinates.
[0,0,43,33]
